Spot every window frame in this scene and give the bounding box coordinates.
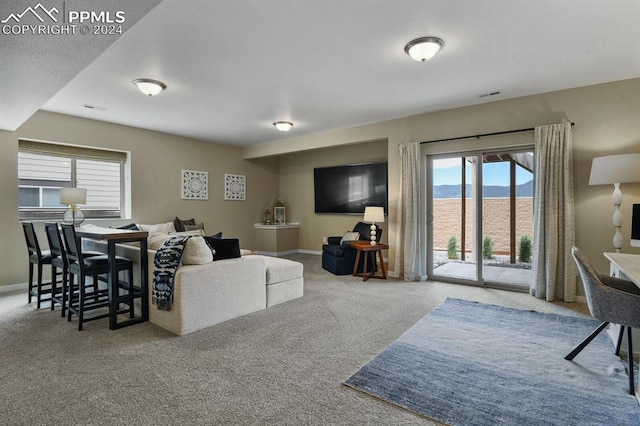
[18,140,128,221]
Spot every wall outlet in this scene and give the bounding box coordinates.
[322,236,328,244]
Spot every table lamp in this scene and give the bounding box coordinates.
[589,153,640,252]
[60,187,87,225]
[363,206,385,246]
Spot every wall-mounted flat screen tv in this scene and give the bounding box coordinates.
[314,162,388,214]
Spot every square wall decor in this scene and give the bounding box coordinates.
[182,169,208,200]
[224,174,246,200]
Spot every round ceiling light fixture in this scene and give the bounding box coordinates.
[133,78,167,96]
[273,121,294,132]
[404,36,444,62]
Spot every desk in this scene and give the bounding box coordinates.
[76,226,149,329]
[604,252,640,401]
[350,241,388,281]
[604,252,640,288]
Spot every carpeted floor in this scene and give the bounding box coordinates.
[344,298,640,425]
[0,254,592,425]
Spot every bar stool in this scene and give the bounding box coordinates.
[21,222,58,309]
[60,224,135,331]
[43,222,103,317]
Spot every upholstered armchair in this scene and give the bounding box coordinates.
[322,221,383,275]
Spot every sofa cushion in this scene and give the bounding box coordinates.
[182,236,214,265]
[138,222,176,234]
[204,237,241,260]
[261,256,304,285]
[174,217,196,232]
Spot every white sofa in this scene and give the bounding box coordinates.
[84,236,303,335]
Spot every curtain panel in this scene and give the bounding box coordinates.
[531,122,576,301]
[394,143,425,281]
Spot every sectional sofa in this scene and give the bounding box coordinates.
[84,223,304,335]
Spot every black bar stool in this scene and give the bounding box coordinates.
[60,224,135,331]
[43,222,103,317]
[21,222,58,309]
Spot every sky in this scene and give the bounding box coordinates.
[433,158,533,186]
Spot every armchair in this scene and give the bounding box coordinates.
[322,221,383,275]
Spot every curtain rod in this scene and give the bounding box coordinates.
[419,122,574,145]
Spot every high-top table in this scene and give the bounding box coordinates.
[75,226,149,329]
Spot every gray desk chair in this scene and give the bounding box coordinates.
[566,246,640,395]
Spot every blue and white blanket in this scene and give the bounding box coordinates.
[152,235,191,311]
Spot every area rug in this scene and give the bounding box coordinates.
[344,298,640,425]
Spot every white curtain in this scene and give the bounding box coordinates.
[394,143,425,280]
[531,122,576,301]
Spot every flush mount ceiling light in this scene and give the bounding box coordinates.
[273,121,294,132]
[404,36,444,62]
[133,78,166,96]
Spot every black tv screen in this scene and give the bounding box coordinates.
[314,162,388,214]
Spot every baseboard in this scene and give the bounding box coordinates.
[298,249,321,256]
[0,282,27,294]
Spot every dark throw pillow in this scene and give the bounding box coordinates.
[174,217,196,232]
[117,223,139,230]
[204,237,241,261]
[208,232,223,239]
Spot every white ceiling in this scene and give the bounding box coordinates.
[4,0,640,147]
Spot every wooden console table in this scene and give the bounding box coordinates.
[350,241,388,281]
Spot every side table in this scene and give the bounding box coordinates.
[350,241,389,281]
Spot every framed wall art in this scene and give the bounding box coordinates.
[224,174,246,200]
[182,169,208,200]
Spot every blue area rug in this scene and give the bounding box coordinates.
[344,298,640,425]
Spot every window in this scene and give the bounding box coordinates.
[18,140,127,220]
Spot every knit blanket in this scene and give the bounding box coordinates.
[152,235,191,311]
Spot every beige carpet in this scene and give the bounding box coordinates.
[0,254,589,425]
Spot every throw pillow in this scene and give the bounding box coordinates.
[184,223,205,232]
[117,223,139,230]
[204,237,241,260]
[208,232,223,239]
[340,231,360,245]
[138,222,176,234]
[169,229,205,237]
[181,236,214,265]
[173,217,196,232]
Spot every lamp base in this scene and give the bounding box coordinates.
[370,223,377,246]
[63,207,85,226]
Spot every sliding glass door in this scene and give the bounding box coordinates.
[428,148,534,289]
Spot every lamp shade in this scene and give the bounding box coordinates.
[60,187,87,205]
[589,153,640,185]
[133,78,166,96]
[364,206,385,223]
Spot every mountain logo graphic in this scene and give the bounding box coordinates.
[1,3,59,24]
